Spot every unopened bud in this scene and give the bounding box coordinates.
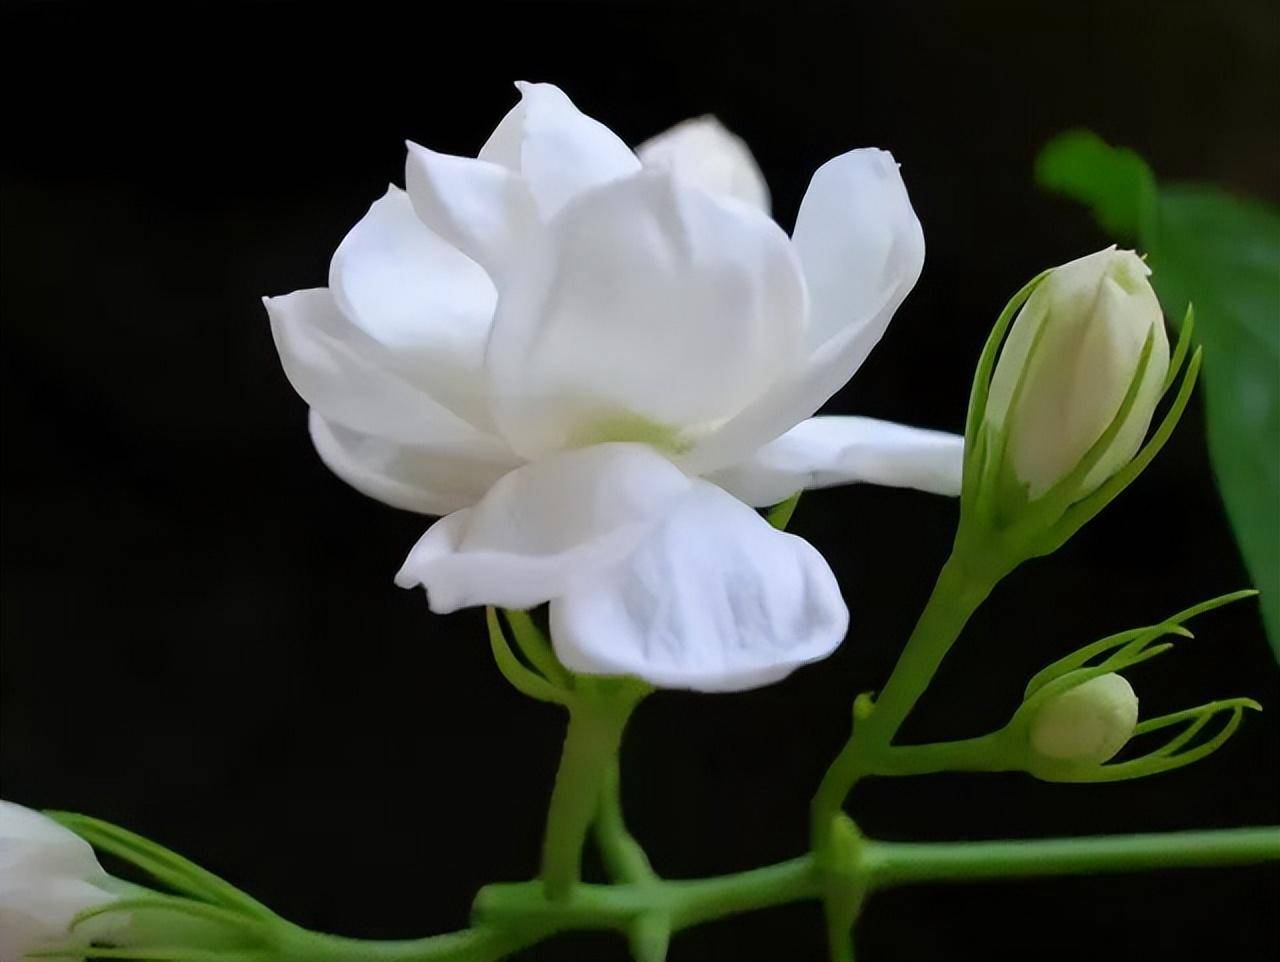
[1030,673,1139,765]
[985,249,1169,500]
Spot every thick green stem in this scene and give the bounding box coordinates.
[541,690,641,899]
[811,555,1000,849]
[254,827,1279,962]
[474,855,820,935]
[866,826,1280,887]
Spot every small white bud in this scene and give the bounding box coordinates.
[1030,673,1140,765]
[985,248,1169,499]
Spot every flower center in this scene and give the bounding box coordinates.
[571,411,692,456]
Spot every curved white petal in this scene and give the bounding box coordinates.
[710,416,964,507]
[487,170,808,460]
[637,116,770,213]
[0,801,119,961]
[480,81,641,218]
[265,288,483,447]
[682,149,925,474]
[404,141,538,280]
[309,412,519,516]
[394,443,694,612]
[793,149,925,352]
[329,187,496,427]
[549,480,847,692]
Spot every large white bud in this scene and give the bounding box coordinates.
[985,249,1169,499]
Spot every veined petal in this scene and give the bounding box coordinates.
[309,413,519,516]
[487,170,808,460]
[549,480,847,692]
[265,288,483,447]
[404,141,538,279]
[682,149,924,474]
[710,416,964,507]
[480,81,641,218]
[394,443,694,612]
[637,116,770,213]
[329,187,497,428]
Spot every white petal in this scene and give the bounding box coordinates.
[486,170,808,459]
[404,141,538,280]
[394,443,693,612]
[309,412,519,516]
[682,149,925,474]
[480,81,641,218]
[329,187,497,427]
[793,149,925,351]
[265,288,483,447]
[549,480,847,692]
[0,802,118,961]
[637,116,770,213]
[710,416,964,507]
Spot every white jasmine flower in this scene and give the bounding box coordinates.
[266,82,961,691]
[0,801,121,962]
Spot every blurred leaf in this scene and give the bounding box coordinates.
[1037,131,1280,657]
[1035,131,1157,238]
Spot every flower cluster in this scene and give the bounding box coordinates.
[264,82,964,692]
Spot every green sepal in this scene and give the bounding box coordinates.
[1162,304,1195,396]
[764,491,802,531]
[1023,589,1257,698]
[71,893,271,936]
[503,609,572,689]
[44,812,273,920]
[1032,697,1260,783]
[486,607,572,706]
[1034,346,1202,559]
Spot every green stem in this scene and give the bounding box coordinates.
[541,690,642,899]
[866,826,1280,887]
[594,760,658,885]
[233,827,1280,962]
[811,554,1000,849]
[278,925,536,962]
[474,855,820,935]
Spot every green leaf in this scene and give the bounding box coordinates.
[1035,130,1157,238]
[1036,131,1280,657]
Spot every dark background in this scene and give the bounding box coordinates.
[2,2,1277,959]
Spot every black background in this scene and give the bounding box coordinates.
[2,2,1278,960]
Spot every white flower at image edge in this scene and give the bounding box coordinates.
[0,801,120,962]
[265,82,963,692]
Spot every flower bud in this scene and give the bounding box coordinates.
[1029,673,1139,765]
[0,801,122,961]
[984,249,1169,500]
